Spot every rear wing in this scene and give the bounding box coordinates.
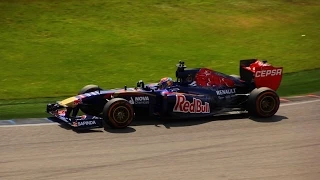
[240,59,283,91]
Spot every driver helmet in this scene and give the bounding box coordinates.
[158,77,174,90]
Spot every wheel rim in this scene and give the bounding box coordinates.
[259,96,276,113]
[112,106,130,124]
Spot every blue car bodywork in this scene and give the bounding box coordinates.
[47,60,282,129]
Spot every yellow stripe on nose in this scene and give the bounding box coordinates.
[58,97,77,108]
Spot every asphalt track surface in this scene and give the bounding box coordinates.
[0,100,320,180]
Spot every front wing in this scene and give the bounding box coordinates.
[47,103,103,129]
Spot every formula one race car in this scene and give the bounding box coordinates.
[47,59,283,129]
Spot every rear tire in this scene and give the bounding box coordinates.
[247,87,280,117]
[78,85,103,116]
[102,98,135,129]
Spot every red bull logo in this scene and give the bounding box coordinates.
[173,95,210,113]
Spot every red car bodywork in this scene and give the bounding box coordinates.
[193,59,283,91]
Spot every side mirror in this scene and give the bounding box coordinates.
[176,60,187,81]
[176,60,187,70]
[136,80,145,88]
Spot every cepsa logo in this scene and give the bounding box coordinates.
[255,68,282,77]
[173,95,210,113]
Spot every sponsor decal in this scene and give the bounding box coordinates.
[90,91,99,95]
[189,81,197,86]
[81,115,87,120]
[79,95,86,98]
[73,122,78,127]
[218,94,236,100]
[186,75,194,83]
[255,68,282,77]
[173,95,210,113]
[130,96,149,104]
[73,99,82,106]
[57,110,66,116]
[216,88,236,96]
[92,116,101,120]
[83,91,99,97]
[78,120,96,126]
[218,96,225,100]
[129,97,135,104]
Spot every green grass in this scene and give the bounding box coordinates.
[277,69,320,96]
[1,0,319,100]
[0,0,319,119]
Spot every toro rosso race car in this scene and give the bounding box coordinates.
[47,59,283,129]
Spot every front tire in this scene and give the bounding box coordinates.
[78,84,103,116]
[102,98,135,129]
[247,87,280,117]
[78,84,102,95]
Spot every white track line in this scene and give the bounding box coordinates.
[0,122,58,128]
[280,99,320,107]
[1,99,320,128]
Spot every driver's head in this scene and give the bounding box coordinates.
[158,77,173,90]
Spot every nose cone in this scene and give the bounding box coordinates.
[58,96,78,108]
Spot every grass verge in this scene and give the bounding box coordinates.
[0,0,320,99]
[277,69,320,96]
[0,69,319,120]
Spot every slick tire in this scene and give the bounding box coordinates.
[78,84,102,95]
[247,87,280,118]
[78,85,103,116]
[102,98,135,129]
